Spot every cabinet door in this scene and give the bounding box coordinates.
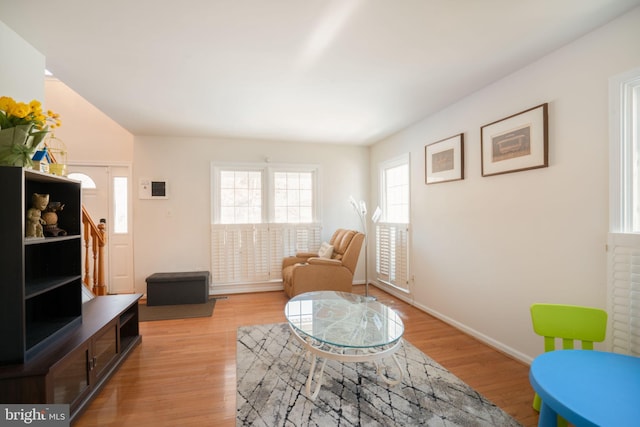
[91,321,119,382]
[49,343,91,411]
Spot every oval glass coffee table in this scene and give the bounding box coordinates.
[285,290,405,400]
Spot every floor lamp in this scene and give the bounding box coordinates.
[350,197,380,300]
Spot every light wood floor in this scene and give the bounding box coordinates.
[75,286,539,426]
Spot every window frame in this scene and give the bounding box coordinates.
[376,153,411,292]
[270,169,316,224]
[608,67,640,356]
[112,176,128,234]
[379,153,410,224]
[610,67,640,233]
[211,162,321,224]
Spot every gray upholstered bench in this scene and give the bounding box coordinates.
[145,271,210,306]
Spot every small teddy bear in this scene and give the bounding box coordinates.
[26,193,49,238]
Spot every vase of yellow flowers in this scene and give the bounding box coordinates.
[0,96,61,167]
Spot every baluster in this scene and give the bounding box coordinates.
[94,220,107,295]
[82,205,108,295]
[83,218,91,287]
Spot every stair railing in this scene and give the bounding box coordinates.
[82,205,107,295]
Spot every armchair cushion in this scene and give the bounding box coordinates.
[318,242,334,258]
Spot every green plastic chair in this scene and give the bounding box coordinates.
[530,303,608,426]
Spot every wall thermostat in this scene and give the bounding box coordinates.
[139,179,169,199]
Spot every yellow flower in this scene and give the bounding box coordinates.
[0,96,16,112]
[0,95,63,167]
[9,102,31,119]
[0,95,61,132]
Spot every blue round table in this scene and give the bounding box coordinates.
[529,350,640,427]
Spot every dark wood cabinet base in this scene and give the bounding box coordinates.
[0,294,142,424]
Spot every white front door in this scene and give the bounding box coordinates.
[67,164,134,294]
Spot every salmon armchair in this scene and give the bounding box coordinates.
[282,229,365,298]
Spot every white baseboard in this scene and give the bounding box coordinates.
[208,282,283,296]
[371,281,533,365]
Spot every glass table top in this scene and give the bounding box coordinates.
[284,291,404,349]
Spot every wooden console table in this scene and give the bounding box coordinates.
[0,294,143,423]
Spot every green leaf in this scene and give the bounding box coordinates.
[0,112,12,129]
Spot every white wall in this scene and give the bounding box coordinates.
[132,136,369,294]
[1,20,133,166]
[0,21,44,105]
[370,7,640,362]
[44,79,134,163]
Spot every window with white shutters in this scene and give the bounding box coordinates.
[210,163,321,286]
[608,68,640,355]
[376,155,410,292]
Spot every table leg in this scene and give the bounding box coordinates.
[375,354,403,386]
[287,324,403,401]
[538,401,557,427]
[305,354,328,401]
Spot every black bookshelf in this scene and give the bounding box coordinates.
[0,166,83,364]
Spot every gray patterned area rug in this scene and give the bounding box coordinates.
[236,323,521,426]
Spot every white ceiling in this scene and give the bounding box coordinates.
[1,0,639,145]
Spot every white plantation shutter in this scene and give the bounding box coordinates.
[377,225,391,279]
[249,225,270,281]
[211,223,321,285]
[394,227,409,288]
[267,224,322,281]
[211,225,267,283]
[210,226,227,284]
[376,223,409,291]
[268,226,285,281]
[290,225,322,253]
[608,233,640,356]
